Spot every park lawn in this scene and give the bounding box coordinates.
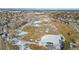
[53,20,79,49]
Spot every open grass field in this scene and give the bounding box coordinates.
[53,19,79,49]
[29,44,47,50]
[22,15,59,41]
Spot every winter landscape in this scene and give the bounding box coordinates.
[0,9,79,50]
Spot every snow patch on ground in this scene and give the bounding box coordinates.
[11,38,30,50]
[16,30,28,36]
[18,31,28,36]
[34,21,42,24]
[34,24,41,27]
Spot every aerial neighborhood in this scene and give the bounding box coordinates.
[0,9,79,50]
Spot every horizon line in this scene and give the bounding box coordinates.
[0,8,79,10]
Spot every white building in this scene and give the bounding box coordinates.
[40,35,65,50]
